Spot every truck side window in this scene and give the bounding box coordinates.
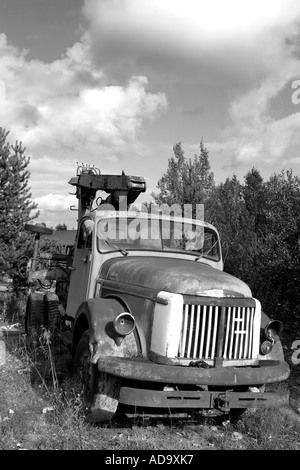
[77,220,94,249]
[86,233,92,250]
[77,224,86,249]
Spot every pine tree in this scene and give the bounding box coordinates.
[0,127,38,284]
[151,140,215,218]
[207,174,256,277]
[243,167,267,234]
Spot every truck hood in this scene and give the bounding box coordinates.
[100,256,252,297]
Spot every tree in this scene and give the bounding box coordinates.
[243,168,267,234]
[0,127,38,285]
[256,170,300,316]
[55,223,68,231]
[151,140,215,218]
[210,168,300,319]
[207,174,255,278]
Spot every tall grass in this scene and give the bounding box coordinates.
[1,299,299,450]
[235,408,300,450]
[0,324,90,450]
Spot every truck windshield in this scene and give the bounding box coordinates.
[96,217,220,261]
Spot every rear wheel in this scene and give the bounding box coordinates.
[44,292,60,334]
[25,292,45,337]
[73,330,120,423]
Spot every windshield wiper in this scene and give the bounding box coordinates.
[98,233,128,256]
[194,240,218,261]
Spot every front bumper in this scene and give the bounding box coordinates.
[97,356,290,412]
[97,356,290,386]
[119,387,289,411]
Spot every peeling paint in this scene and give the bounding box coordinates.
[100,257,252,297]
[91,332,139,364]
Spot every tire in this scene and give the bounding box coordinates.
[73,330,120,424]
[44,292,60,333]
[25,292,45,337]
[73,331,96,404]
[90,372,121,424]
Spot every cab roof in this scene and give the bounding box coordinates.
[85,209,218,233]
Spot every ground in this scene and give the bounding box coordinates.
[0,319,300,451]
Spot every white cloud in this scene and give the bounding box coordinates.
[83,0,300,49]
[2,0,300,226]
[223,66,300,167]
[283,155,300,165]
[81,0,300,173]
[81,0,300,89]
[0,27,168,227]
[0,30,168,227]
[82,0,300,89]
[34,193,76,212]
[29,155,76,178]
[32,193,78,228]
[0,33,167,154]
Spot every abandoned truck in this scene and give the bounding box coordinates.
[24,164,290,423]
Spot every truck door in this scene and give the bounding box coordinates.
[66,219,93,318]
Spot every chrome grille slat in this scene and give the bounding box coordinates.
[248,307,254,358]
[186,304,195,357]
[243,308,250,358]
[178,303,255,360]
[239,307,245,359]
[205,306,213,358]
[179,305,189,356]
[199,305,206,357]
[193,306,201,357]
[223,307,231,359]
[242,308,248,358]
[211,306,219,359]
[228,307,235,359]
[234,307,240,358]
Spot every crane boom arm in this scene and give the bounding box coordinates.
[68,173,146,219]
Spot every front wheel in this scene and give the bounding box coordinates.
[73,331,96,404]
[90,372,121,424]
[73,331,120,424]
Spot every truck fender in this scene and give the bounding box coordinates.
[260,310,271,328]
[72,298,140,364]
[259,310,285,362]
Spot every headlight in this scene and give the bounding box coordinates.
[260,340,273,355]
[265,320,283,343]
[113,312,135,336]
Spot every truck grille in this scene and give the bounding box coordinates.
[178,304,256,360]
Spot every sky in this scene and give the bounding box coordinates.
[1,0,300,228]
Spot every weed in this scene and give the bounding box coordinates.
[1,314,300,450]
[0,325,91,450]
[235,408,300,450]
